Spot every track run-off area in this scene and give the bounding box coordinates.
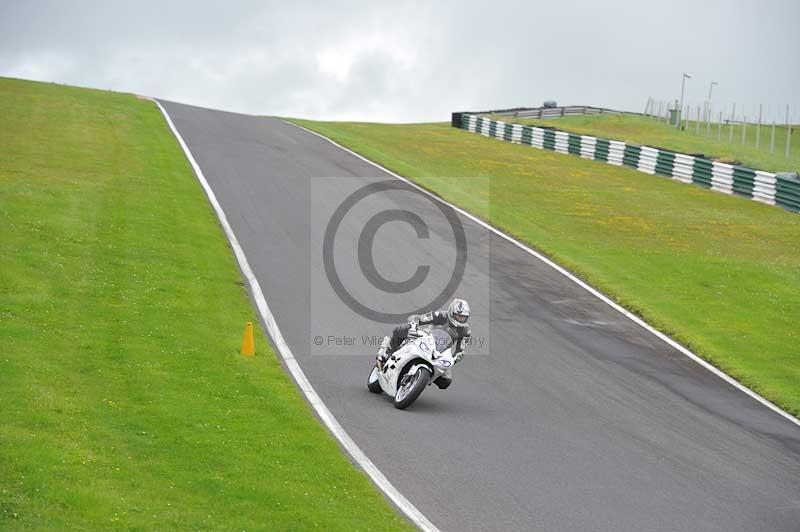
[160,101,800,532]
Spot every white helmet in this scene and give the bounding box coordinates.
[447,298,470,328]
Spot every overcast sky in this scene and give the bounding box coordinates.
[1,0,798,123]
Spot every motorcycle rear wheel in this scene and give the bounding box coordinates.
[393,366,432,410]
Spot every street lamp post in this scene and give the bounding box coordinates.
[706,81,718,134]
[707,81,718,108]
[678,72,692,129]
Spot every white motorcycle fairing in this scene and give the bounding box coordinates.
[377,331,455,397]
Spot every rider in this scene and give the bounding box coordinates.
[377,299,471,386]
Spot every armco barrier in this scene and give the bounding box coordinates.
[456,113,799,213]
[489,105,625,120]
[776,174,800,211]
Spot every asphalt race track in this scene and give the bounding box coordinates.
[160,101,800,532]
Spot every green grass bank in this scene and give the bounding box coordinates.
[487,112,799,173]
[0,77,410,531]
[290,118,800,417]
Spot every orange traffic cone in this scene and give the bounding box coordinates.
[241,321,255,356]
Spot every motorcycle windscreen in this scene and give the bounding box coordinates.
[430,328,454,353]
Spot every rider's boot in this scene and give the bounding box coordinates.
[376,336,391,366]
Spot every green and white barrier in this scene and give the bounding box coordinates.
[456,113,800,213]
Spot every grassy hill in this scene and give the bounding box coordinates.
[0,77,410,531]
[290,118,800,418]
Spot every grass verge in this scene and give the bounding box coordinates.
[289,118,800,417]
[487,112,799,173]
[0,77,411,531]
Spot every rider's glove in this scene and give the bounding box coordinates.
[454,351,464,363]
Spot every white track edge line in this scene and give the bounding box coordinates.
[286,119,800,429]
[156,101,441,532]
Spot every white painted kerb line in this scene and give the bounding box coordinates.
[287,120,800,429]
[156,101,441,532]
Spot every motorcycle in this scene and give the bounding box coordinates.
[367,324,459,409]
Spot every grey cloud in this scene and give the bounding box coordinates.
[1,0,798,122]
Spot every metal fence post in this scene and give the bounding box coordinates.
[702,100,707,130]
[742,115,747,145]
[786,105,792,158]
[756,104,762,149]
[729,103,736,143]
[771,122,776,153]
[718,111,722,141]
[695,106,701,135]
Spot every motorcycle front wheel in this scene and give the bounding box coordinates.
[367,365,382,393]
[393,366,432,410]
